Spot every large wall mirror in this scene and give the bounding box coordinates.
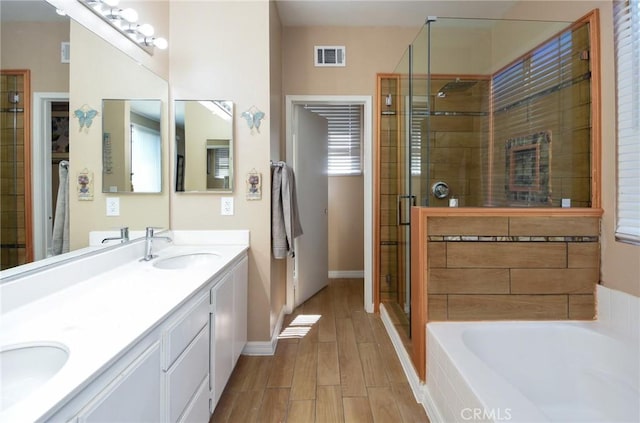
[175,100,234,192]
[0,0,170,272]
[102,99,162,193]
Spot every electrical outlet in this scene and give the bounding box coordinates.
[221,197,234,216]
[106,197,120,216]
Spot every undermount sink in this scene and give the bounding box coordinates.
[153,252,221,270]
[1,343,69,411]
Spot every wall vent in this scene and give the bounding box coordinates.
[314,46,346,67]
[61,42,70,64]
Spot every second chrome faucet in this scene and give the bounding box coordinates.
[142,227,172,261]
[101,227,129,244]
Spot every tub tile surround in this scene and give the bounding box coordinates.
[425,216,600,321]
[597,284,640,347]
[0,230,249,422]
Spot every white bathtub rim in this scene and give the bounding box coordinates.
[428,323,549,422]
[427,320,639,422]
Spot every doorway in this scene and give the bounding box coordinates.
[32,92,69,260]
[285,95,374,313]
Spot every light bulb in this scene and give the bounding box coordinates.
[120,8,138,23]
[103,0,120,6]
[55,9,66,16]
[138,23,154,37]
[153,37,168,50]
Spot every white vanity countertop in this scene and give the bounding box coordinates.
[0,232,249,422]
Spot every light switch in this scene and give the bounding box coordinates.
[106,197,120,216]
[221,197,234,216]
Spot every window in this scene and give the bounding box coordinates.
[614,0,640,243]
[207,146,230,178]
[491,22,592,207]
[130,123,161,192]
[304,104,363,175]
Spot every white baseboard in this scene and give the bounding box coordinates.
[242,306,286,356]
[379,304,431,418]
[328,270,364,278]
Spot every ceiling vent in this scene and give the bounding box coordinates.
[315,46,346,67]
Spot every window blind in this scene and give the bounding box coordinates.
[213,148,229,178]
[491,23,591,206]
[304,104,363,175]
[614,0,640,243]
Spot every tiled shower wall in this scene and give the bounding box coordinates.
[0,73,27,269]
[379,76,399,302]
[426,216,599,321]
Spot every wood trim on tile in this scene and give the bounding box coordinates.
[447,294,569,320]
[427,216,509,236]
[581,9,602,208]
[510,268,598,294]
[410,206,426,381]
[447,242,567,269]
[415,207,603,219]
[509,216,600,236]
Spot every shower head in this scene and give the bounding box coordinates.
[437,79,477,97]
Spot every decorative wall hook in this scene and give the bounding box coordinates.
[73,104,98,133]
[241,105,265,135]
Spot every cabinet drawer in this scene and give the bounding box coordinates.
[178,377,210,423]
[163,292,209,370]
[166,326,209,423]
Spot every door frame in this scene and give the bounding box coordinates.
[285,95,374,313]
[32,92,69,260]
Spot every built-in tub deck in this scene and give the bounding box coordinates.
[425,320,639,423]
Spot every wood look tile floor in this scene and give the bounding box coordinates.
[210,279,429,423]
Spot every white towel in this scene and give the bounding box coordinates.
[52,161,70,255]
[271,162,303,259]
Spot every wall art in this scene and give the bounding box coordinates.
[77,168,94,201]
[246,170,262,200]
[241,105,265,135]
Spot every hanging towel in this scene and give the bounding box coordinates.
[271,162,303,259]
[52,160,70,255]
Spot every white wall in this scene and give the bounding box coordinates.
[69,22,170,250]
[169,1,275,342]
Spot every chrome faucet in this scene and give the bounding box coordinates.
[142,227,172,261]
[101,227,129,244]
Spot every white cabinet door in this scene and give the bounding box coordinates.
[232,256,248,365]
[178,378,210,423]
[211,272,234,405]
[77,342,161,423]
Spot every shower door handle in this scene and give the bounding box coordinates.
[398,195,416,226]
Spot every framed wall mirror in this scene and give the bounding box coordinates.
[102,99,162,193]
[174,100,234,192]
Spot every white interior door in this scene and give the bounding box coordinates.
[292,105,328,307]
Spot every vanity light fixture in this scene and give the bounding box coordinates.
[77,0,168,55]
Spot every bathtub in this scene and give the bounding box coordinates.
[425,321,639,423]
